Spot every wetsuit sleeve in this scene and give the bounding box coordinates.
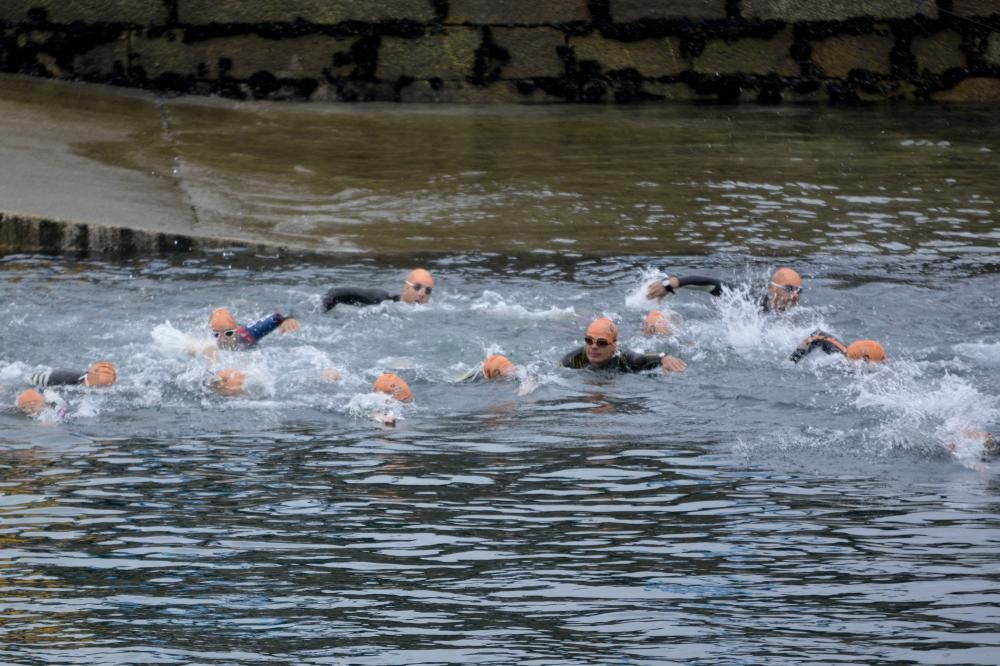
[322,287,397,311]
[242,313,290,344]
[559,347,588,369]
[30,369,86,387]
[667,275,728,297]
[790,330,848,363]
[618,350,664,372]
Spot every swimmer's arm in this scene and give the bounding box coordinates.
[620,350,686,374]
[30,369,85,387]
[790,330,847,363]
[647,275,728,299]
[243,313,282,342]
[322,287,397,311]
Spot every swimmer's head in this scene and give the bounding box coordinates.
[482,354,515,380]
[373,372,414,403]
[845,340,886,364]
[401,268,434,305]
[642,310,671,336]
[210,308,240,350]
[16,388,46,416]
[85,361,117,387]
[209,307,239,332]
[584,317,618,366]
[768,267,803,311]
[212,369,245,397]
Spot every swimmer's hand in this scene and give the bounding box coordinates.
[646,276,679,300]
[660,355,687,375]
[320,368,342,382]
[791,329,842,363]
[185,340,219,362]
[279,318,301,334]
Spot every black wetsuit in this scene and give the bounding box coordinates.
[661,275,780,313]
[322,287,399,311]
[560,347,666,372]
[30,369,86,387]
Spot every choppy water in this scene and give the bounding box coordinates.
[2,87,1000,663]
[2,247,999,665]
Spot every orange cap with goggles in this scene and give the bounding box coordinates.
[483,354,515,380]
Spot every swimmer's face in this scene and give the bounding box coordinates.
[401,269,434,305]
[584,318,618,367]
[768,268,802,311]
[213,327,239,350]
[585,335,616,365]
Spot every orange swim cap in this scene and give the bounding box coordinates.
[845,340,886,363]
[642,310,671,336]
[407,268,435,288]
[212,368,246,396]
[209,307,239,332]
[373,372,414,403]
[86,361,117,387]
[16,388,45,416]
[482,354,515,380]
[771,267,802,288]
[586,317,619,343]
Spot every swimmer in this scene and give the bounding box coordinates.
[322,268,435,311]
[460,354,517,382]
[371,372,414,427]
[946,430,998,459]
[560,317,687,375]
[790,330,886,364]
[209,307,300,351]
[29,361,116,387]
[373,372,414,403]
[211,368,246,397]
[641,310,672,336]
[646,267,803,313]
[15,388,46,416]
[13,388,67,419]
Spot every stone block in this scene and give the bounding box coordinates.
[0,0,169,24]
[492,28,565,78]
[642,80,698,100]
[913,31,966,74]
[130,32,340,80]
[73,33,129,78]
[811,34,893,77]
[446,0,590,25]
[932,77,1000,102]
[694,28,797,76]
[570,34,687,77]
[377,29,480,80]
[179,0,436,25]
[988,34,1000,67]
[611,0,727,22]
[950,1,1000,16]
[742,0,937,21]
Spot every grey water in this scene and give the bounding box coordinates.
[2,91,1000,664]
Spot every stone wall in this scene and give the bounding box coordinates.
[1,1,998,103]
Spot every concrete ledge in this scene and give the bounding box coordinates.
[0,212,277,257]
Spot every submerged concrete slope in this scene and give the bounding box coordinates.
[0,1,998,104]
[0,76,291,255]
